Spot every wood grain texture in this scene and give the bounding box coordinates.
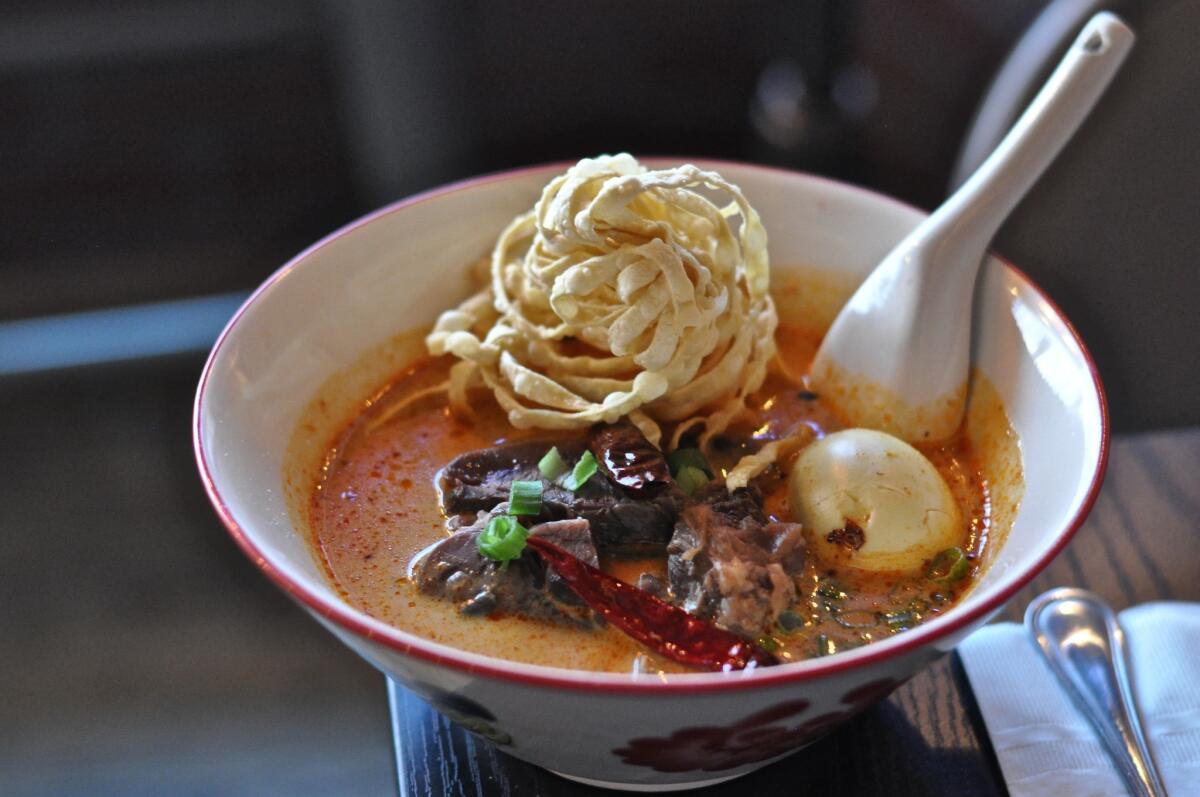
[389,427,1200,796]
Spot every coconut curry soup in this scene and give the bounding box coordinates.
[305,156,1018,675]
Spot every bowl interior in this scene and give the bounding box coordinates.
[196,161,1105,682]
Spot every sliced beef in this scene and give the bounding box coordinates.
[575,494,683,554]
[528,517,600,607]
[667,481,807,639]
[411,514,600,627]
[438,438,580,515]
[438,427,683,554]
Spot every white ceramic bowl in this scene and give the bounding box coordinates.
[194,160,1108,791]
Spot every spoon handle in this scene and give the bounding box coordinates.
[1025,588,1168,797]
[929,12,1135,270]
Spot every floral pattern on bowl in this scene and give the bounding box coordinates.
[612,678,901,773]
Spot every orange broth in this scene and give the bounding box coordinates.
[309,320,998,673]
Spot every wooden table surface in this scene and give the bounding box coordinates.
[388,427,1200,796]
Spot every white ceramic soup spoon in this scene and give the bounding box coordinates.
[809,12,1134,443]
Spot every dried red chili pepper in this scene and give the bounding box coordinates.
[525,535,779,671]
[589,423,673,495]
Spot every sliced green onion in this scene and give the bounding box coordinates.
[832,609,879,630]
[537,446,569,481]
[816,634,837,657]
[928,547,970,583]
[477,515,529,562]
[561,450,599,491]
[883,609,918,631]
[508,480,543,517]
[667,447,712,478]
[756,635,780,653]
[815,578,847,601]
[675,465,710,496]
[777,610,805,633]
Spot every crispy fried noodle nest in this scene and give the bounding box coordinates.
[426,154,788,488]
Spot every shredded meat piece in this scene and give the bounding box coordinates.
[666,482,807,638]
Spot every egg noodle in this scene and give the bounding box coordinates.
[427,154,782,486]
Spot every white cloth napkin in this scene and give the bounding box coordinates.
[958,602,1200,797]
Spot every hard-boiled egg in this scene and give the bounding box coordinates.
[788,428,962,574]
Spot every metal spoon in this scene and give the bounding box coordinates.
[1025,588,1168,797]
[809,12,1134,443]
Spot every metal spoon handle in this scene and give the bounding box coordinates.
[1026,588,1168,797]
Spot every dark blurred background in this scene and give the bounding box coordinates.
[2,1,1197,795]
[1,1,1048,319]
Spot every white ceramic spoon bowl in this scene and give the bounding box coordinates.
[811,12,1133,443]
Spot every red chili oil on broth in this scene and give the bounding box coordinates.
[310,322,996,673]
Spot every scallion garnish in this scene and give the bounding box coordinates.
[815,578,848,601]
[777,610,805,633]
[816,634,837,657]
[537,446,569,482]
[832,609,879,630]
[756,635,780,653]
[561,450,599,491]
[675,465,710,496]
[883,609,918,631]
[508,480,543,516]
[667,447,712,478]
[928,547,970,583]
[477,515,529,562]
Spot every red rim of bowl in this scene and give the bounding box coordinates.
[193,158,1110,694]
